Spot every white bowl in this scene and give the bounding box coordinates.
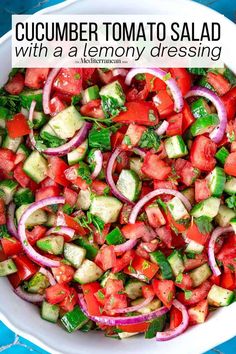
[0,1,235,353]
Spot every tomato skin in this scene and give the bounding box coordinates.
[112,249,135,273]
[152,279,175,308]
[124,255,159,281]
[119,204,132,225]
[195,179,211,202]
[190,136,217,172]
[49,96,67,116]
[25,68,49,89]
[206,72,231,96]
[26,225,47,245]
[184,253,208,271]
[175,273,193,290]
[1,237,22,257]
[166,113,183,136]
[64,187,78,206]
[14,162,31,188]
[146,73,166,92]
[182,102,195,132]
[142,285,155,298]
[4,73,24,95]
[0,199,6,225]
[81,282,102,316]
[51,264,75,284]
[47,157,70,186]
[53,68,83,95]
[46,283,70,304]
[60,287,77,312]
[185,222,209,245]
[221,87,236,120]
[141,153,171,180]
[95,245,116,271]
[156,226,172,248]
[92,180,109,196]
[113,101,159,126]
[111,131,124,149]
[153,90,174,117]
[8,255,38,288]
[175,158,199,187]
[170,306,182,329]
[177,281,211,306]
[122,222,156,241]
[35,186,61,202]
[105,279,124,297]
[0,148,16,172]
[224,152,236,177]
[80,99,104,118]
[117,322,149,333]
[145,204,166,228]
[92,223,110,245]
[126,85,149,102]
[104,293,127,312]
[188,299,208,325]
[220,271,235,290]
[170,69,192,96]
[60,212,87,236]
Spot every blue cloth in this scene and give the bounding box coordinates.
[0,0,235,353]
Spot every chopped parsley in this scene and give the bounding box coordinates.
[184,290,192,300]
[77,162,92,185]
[225,194,236,211]
[139,128,160,150]
[194,216,213,234]
[187,68,207,75]
[62,204,74,215]
[71,94,82,105]
[101,95,126,118]
[123,135,132,146]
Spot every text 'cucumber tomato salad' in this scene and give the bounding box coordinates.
[0,66,236,340]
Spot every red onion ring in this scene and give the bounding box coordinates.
[113,69,128,77]
[45,226,75,239]
[6,202,18,239]
[28,100,37,148]
[208,226,233,276]
[155,120,169,136]
[129,188,192,224]
[78,293,168,326]
[114,239,138,253]
[106,147,135,205]
[14,287,45,303]
[91,150,103,179]
[132,147,146,158]
[125,68,184,113]
[43,68,61,114]
[185,86,227,143]
[18,197,65,268]
[156,300,189,341]
[39,267,57,286]
[112,296,154,314]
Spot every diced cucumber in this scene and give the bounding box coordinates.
[36,236,64,255]
[131,298,161,314]
[28,272,50,294]
[165,135,188,158]
[16,204,47,227]
[76,189,91,210]
[16,144,30,160]
[90,196,123,223]
[13,188,34,207]
[100,271,119,288]
[130,157,146,179]
[185,240,204,254]
[167,250,184,276]
[190,98,211,118]
[2,135,22,152]
[191,197,221,218]
[61,306,88,333]
[82,85,100,104]
[230,218,236,233]
[20,89,43,110]
[45,106,84,139]
[41,301,59,323]
[67,140,88,165]
[80,320,95,332]
[215,147,229,165]
[32,111,48,129]
[224,177,236,195]
[118,332,139,339]
[190,114,219,137]
[206,167,226,197]
[64,243,86,268]
[190,263,212,287]
[88,128,111,151]
[215,205,235,227]
[99,80,125,106]
[44,213,56,227]
[40,123,57,138]
[74,237,98,260]
[207,284,234,307]
[150,251,173,280]
[198,77,214,91]
[106,227,125,245]
[23,151,48,183]
[0,259,17,276]
[73,259,103,284]
[166,196,190,222]
[116,169,141,202]
[0,179,18,205]
[125,279,146,300]
[0,107,8,128]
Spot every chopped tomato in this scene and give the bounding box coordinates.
[80,99,104,118]
[185,221,209,245]
[122,124,146,147]
[166,212,187,233]
[170,69,192,96]
[113,101,159,126]
[117,322,149,333]
[26,225,47,245]
[115,151,129,174]
[175,158,199,187]
[60,212,87,236]
[25,68,49,89]
[105,278,124,296]
[111,131,124,149]
[188,299,208,325]
[0,200,6,225]
[217,234,236,261]
[122,222,156,241]
[9,255,38,288]
[46,283,70,304]
[124,255,159,281]
[47,157,69,186]
[166,113,183,136]
[4,73,24,95]
[206,72,231,96]
[53,68,83,95]
[156,226,172,248]
[82,68,96,83]
[40,177,59,188]
[51,264,75,283]
[152,279,175,308]
[210,274,221,286]
[146,73,166,92]
[0,148,16,172]
[81,282,102,316]
[177,281,211,306]
[153,180,177,193]
[126,85,149,101]
[60,287,77,312]
[104,293,127,312]
[92,180,110,196]
[95,245,116,271]
[145,204,166,228]
[92,223,110,245]
[50,96,67,116]
[224,152,236,177]
[221,87,236,120]
[119,204,132,225]
[13,162,31,188]
[184,253,208,271]
[64,187,78,206]
[112,249,135,273]
[190,136,217,172]
[35,186,61,202]
[175,273,193,290]
[221,271,235,290]
[182,102,195,132]
[94,288,106,306]
[142,284,155,298]
[170,306,182,329]
[153,90,174,118]
[195,179,211,202]
[141,153,171,180]
[1,237,22,257]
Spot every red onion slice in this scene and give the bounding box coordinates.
[129,188,192,224]
[46,226,75,239]
[106,147,134,205]
[6,202,18,239]
[15,287,45,303]
[114,239,138,253]
[125,68,184,113]
[113,69,128,77]
[39,267,57,286]
[156,300,189,341]
[18,196,65,268]
[208,226,233,276]
[155,120,169,136]
[91,150,103,179]
[132,147,146,158]
[28,100,37,148]
[43,68,61,114]
[185,86,227,143]
[78,293,168,326]
[112,296,154,314]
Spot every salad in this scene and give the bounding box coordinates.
[0,66,235,341]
